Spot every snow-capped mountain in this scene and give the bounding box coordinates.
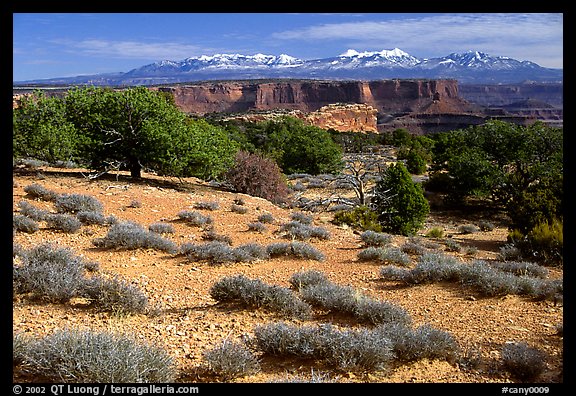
[15,49,562,86]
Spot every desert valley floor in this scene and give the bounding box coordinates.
[12,166,563,384]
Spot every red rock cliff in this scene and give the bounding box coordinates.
[153,79,471,116]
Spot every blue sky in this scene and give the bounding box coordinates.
[13,13,563,82]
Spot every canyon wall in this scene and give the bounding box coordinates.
[154,79,473,116]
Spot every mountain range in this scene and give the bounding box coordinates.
[15,48,563,86]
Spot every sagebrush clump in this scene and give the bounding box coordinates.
[266,242,325,261]
[501,341,546,381]
[202,338,260,380]
[13,214,39,233]
[54,193,104,214]
[182,241,268,264]
[14,329,176,382]
[251,321,395,371]
[93,221,178,253]
[210,274,312,319]
[13,243,148,314]
[23,183,59,201]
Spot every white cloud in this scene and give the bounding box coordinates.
[273,13,563,68]
[51,39,211,60]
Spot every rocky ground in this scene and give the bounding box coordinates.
[12,165,563,384]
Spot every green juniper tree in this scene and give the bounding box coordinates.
[371,162,429,236]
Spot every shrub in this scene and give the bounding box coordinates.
[148,222,175,234]
[209,274,312,319]
[233,243,270,262]
[54,193,104,214]
[501,341,546,381]
[332,206,382,232]
[444,238,463,252]
[13,214,39,233]
[425,227,444,238]
[489,261,549,279]
[458,224,480,234]
[23,183,59,201]
[477,220,495,231]
[380,252,463,285]
[13,243,88,303]
[81,274,149,314]
[360,230,392,247]
[279,221,330,241]
[522,218,563,264]
[17,200,50,221]
[251,322,395,371]
[201,231,233,245]
[13,243,150,313]
[380,254,562,301]
[126,200,142,208]
[183,241,269,264]
[230,204,248,214]
[224,150,290,204]
[247,222,267,233]
[77,210,117,226]
[266,242,325,261]
[45,213,83,233]
[194,201,220,211]
[203,338,260,380]
[357,247,411,266]
[290,211,313,225]
[405,149,427,175]
[15,328,176,382]
[93,221,178,253]
[497,243,522,261]
[299,281,411,326]
[288,269,329,290]
[378,323,460,363]
[371,162,430,236]
[176,210,213,227]
[257,213,275,224]
[401,238,427,255]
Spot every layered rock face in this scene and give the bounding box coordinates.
[153,79,477,133]
[305,104,378,132]
[154,79,471,116]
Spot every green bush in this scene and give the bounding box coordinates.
[405,149,427,175]
[371,162,429,236]
[258,116,344,175]
[332,206,382,232]
[524,219,563,264]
